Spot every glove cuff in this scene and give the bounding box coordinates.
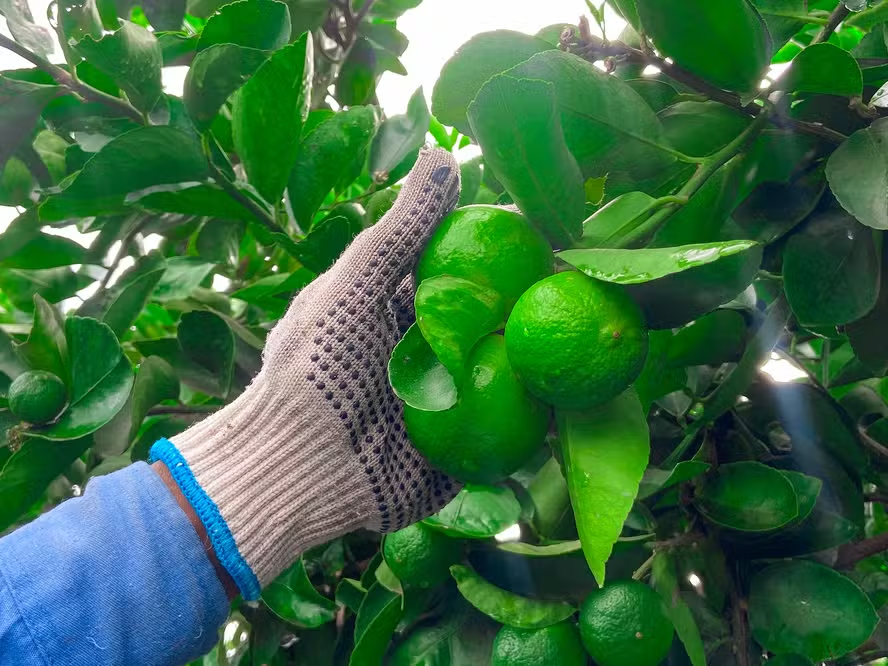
[150,383,376,599]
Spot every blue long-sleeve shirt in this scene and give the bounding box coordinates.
[0,462,229,665]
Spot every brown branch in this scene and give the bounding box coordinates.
[0,33,143,123]
[835,531,888,569]
[729,564,752,666]
[860,426,888,461]
[812,3,850,45]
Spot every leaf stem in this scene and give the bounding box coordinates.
[835,530,888,568]
[0,32,143,123]
[632,551,656,581]
[812,3,850,45]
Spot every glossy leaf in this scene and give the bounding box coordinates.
[76,21,163,113]
[197,0,290,51]
[424,484,521,539]
[783,209,880,326]
[634,329,686,409]
[184,44,269,128]
[497,540,583,557]
[431,30,553,136]
[0,78,60,167]
[0,233,87,270]
[335,578,367,614]
[638,461,710,500]
[129,356,179,439]
[232,34,313,204]
[388,324,457,412]
[65,316,122,403]
[369,87,430,181]
[450,564,575,629]
[668,309,746,367]
[635,0,770,92]
[748,561,878,661]
[128,183,256,221]
[780,44,863,97]
[558,240,759,285]
[18,294,66,378]
[848,243,888,374]
[779,470,821,526]
[142,0,185,30]
[660,101,751,159]
[287,106,379,228]
[178,311,235,397]
[262,558,337,628]
[40,127,211,221]
[467,75,584,248]
[652,552,706,666]
[827,117,888,230]
[30,358,134,441]
[696,462,799,532]
[577,191,656,249]
[152,257,214,302]
[558,389,649,585]
[414,275,505,382]
[351,582,403,666]
[0,0,53,56]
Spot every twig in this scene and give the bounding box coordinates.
[860,427,888,461]
[99,216,147,289]
[864,492,888,505]
[147,404,221,416]
[0,33,143,123]
[631,552,656,581]
[729,562,752,666]
[812,3,850,45]
[835,530,888,569]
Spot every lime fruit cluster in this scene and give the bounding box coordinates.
[579,579,674,666]
[8,370,67,425]
[491,621,586,666]
[382,522,462,588]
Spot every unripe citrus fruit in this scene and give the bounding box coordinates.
[579,580,674,666]
[8,370,67,424]
[505,271,648,409]
[416,205,553,311]
[383,521,462,588]
[404,334,550,485]
[492,621,586,666]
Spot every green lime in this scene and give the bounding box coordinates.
[7,370,67,425]
[404,333,550,484]
[382,522,462,588]
[504,271,648,409]
[492,622,586,666]
[416,205,553,311]
[579,580,674,666]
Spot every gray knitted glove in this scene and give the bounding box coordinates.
[150,147,461,600]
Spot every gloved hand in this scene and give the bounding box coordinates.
[150,147,461,600]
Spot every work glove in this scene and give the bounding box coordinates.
[151,147,461,600]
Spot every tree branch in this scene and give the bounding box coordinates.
[835,530,888,569]
[812,3,850,45]
[147,404,220,416]
[0,33,143,123]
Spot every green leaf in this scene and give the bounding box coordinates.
[197,0,290,51]
[467,75,584,248]
[558,389,650,586]
[414,276,505,382]
[430,30,553,136]
[450,564,575,629]
[232,34,313,204]
[783,209,880,326]
[350,582,403,666]
[18,294,67,378]
[30,357,134,440]
[287,106,379,228]
[283,213,360,274]
[506,50,677,182]
[558,240,759,285]
[733,168,827,243]
[848,243,888,374]
[0,329,27,379]
[0,233,87,269]
[497,540,583,557]
[634,329,686,409]
[779,43,863,97]
[748,560,878,661]
[0,434,92,532]
[827,117,888,230]
[635,0,771,92]
[336,578,367,614]
[78,252,166,338]
[696,462,799,532]
[0,78,60,167]
[0,0,54,56]
[178,310,235,397]
[388,323,457,412]
[184,44,269,128]
[230,270,314,306]
[424,484,521,539]
[626,78,680,112]
[668,309,746,367]
[196,219,243,264]
[128,183,256,221]
[39,127,211,221]
[334,36,379,107]
[369,87,430,181]
[65,316,122,403]
[660,101,751,158]
[779,470,822,526]
[577,192,656,249]
[129,356,179,439]
[142,0,185,30]
[76,21,163,113]
[152,257,214,301]
[652,552,706,666]
[638,461,710,500]
[262,558,337,628]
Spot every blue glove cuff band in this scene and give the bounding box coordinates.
[149,438,261,600]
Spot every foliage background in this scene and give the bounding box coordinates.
[3,0,888,664]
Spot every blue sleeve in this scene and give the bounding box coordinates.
[0,462,230,666]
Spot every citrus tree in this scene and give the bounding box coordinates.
[2,0,888,663]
